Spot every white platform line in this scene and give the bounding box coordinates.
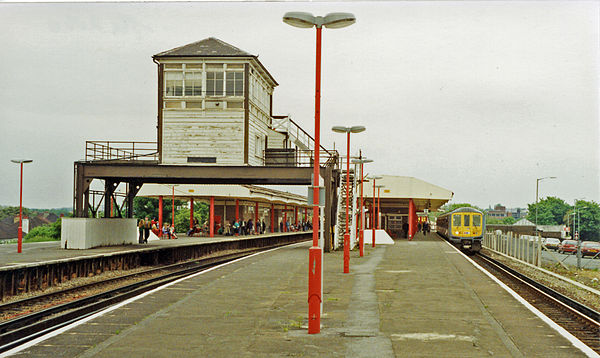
[0,241,307,357]
[442,239,599,358]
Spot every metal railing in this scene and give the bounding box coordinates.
[85,141,158,161]
[264,149,339,168]
[271,116,334,156]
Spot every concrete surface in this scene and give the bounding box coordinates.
[7,233,589,357]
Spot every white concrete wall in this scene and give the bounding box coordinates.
[61,218,137,249]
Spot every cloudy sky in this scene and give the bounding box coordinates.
[0,1,598,210]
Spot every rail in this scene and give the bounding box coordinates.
[85,141,158,161]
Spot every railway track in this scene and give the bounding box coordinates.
[0,246,274,354]
[473,252,600,354]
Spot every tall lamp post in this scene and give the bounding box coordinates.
[375,184,385,230]
[368,175,382,247]
[11,159,33,253]
[332,125,365,273]
[351,157,373,257]
[171,184,179,236]
[283,11,356,335]
[535,176,556,238]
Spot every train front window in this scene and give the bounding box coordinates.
[473,215,481,226]
[463,215,470,226]
[452,215,461,227]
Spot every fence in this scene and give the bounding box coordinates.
[483,231,543,267]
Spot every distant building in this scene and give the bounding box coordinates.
[486,204,507,219]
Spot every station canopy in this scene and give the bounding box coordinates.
[363,175,453,214]
[137,184,308,207]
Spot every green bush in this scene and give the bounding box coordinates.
[24,218,62,242]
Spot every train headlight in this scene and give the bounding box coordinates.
[455,231,459,235]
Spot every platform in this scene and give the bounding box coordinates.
[0,232,309,269]
[6,233,588,357]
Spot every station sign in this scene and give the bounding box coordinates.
[307,186,325,207]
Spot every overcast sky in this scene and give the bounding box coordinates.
[0,1,598,210]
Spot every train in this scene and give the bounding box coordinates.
[436,207,485,253]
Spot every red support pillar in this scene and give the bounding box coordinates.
[284,204,287,232]
[235,199,240,236]
[295,206,298,228]
[158,196,163,236]
[408,198,415,241]
[110,197,113,218]
[190,197,194,230]
[255,201,259,234]
[304,207,308,222]
[209,196,215,238]
[271,204,275,233]
[377,187,381,230]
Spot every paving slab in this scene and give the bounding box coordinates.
[5,234,590,357]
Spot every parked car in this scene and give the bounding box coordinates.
[558,239,578,254]
[543,238,561,251]
[581,241,600,258]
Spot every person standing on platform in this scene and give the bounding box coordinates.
[247,219,253,235]
[261,219,266,234]
[143,217,151,244]
[138,218,144,244]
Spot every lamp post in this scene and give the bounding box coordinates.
[283,11,356,335]
[375,184,385,230]
[368,175,382,247]
[11,159,33,253]
[171,184,179,236]
[351,156,373,257]
[332,125,365,273]
[535,176,556,238]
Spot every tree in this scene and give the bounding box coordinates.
[527,196,571,225]
[566,200,600,242]
[133,197,187,224]
[174,203,209,233]
[0,206,33,221]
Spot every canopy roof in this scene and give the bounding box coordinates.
[363,175,453,213]
[137,184,308,207]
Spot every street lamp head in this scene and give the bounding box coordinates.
[375,184,385,188]
[283,12,317,28]
[332,126,349,133]
[322,12,356,29]
[368,175,383,180]
[283,12,356,29]
[332,125,366,133]
[351,158,373,164]
[11,159,33,164]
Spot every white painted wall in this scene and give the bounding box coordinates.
[61,218,137,249]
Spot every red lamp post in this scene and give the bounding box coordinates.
[351,156,373,257]
[283,11,356,335]
[368,175,382,247]
[11,159,33,254]
[332,126,365,274]
[375,184,385,230]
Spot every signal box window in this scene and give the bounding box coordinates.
[184,72,202,96]
[464,215,470,226]
[226,72,244,96]
[207,72,224,96]
[473,215,481,227]
[165,72,183,96]
[452,215,461,227]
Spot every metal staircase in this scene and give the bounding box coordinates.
[333,163,358,250]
